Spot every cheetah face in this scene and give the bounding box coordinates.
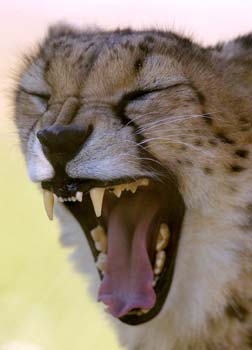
[14,26,216,326]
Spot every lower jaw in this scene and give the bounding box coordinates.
[57,181,185,326]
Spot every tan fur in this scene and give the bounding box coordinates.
[13,25,252,349]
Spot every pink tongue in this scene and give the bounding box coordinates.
[98,193,159,318]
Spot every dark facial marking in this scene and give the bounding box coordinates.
[144,35,155,43]
[184,159,193,166]
[134,58,144,73]
[203,167,213,175]
[191,84,205,105]
[194,139,203,146]
[240,126,251,132]
[202,113,213,125]
[239,116,249,123]
[230,165,246,173]
[215,132,235,145]
[239,205,252,231]
[246,331,252,348]
[225,299,249,322]
[139,42,150,55]
[235,149,249,158]
[208,139,217,146]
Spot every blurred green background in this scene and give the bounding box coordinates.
[0,131,120,350]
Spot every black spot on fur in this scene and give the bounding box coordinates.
[52,41,60,49]
[128,44,135,52]
[240,126,250,132]
[77,54,84,64]
[230,165,245,173]
[209,139,217,146]
[44,60,50,74]
[226,300,249,322]
[246,331,252,348]
[240,205,252,231]
[194,139,203,146]
[134,58,144,73]
[235,149,249,158]
[168,32,193,48]
[239,116,248,123]
[191,85,205,105]
[215,132,235,145]
[139,42,150,55]
[203,167,213,175]
[144,35,155,43]
[184,159,193,166]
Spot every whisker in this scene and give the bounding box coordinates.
[136,137,214,157]
[137,113,220,133]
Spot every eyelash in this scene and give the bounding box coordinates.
[31,93,51,101]
[20,87,51,102]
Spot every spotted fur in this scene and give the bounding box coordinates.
[13,25,252,350]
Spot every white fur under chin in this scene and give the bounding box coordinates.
[55,203,242,350]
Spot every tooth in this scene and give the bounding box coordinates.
[128,184,137,194]
[90,188,105,217]
[154,250,166,275]
[154,267,161,275]
[138,178,149,186]
[91,225,107,253]
[43,189,54,220]
[113,187,122,198]
[76,191,83,202]
[141,308,150,314]
[96,253,107,272]
[156,223,170,251]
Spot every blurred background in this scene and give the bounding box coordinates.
[0,1,251,349]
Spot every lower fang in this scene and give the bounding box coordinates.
[42,189,54,220]
[90,225,107,253]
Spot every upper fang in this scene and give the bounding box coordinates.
[43,189,54,220]
[90,188,105,217]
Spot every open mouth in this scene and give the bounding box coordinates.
[42,176,185,325]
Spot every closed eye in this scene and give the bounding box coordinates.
[20,87,51,101]
[19,87,51,114]
[113,82,190,124]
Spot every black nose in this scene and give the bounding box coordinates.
[37,124,91,157]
